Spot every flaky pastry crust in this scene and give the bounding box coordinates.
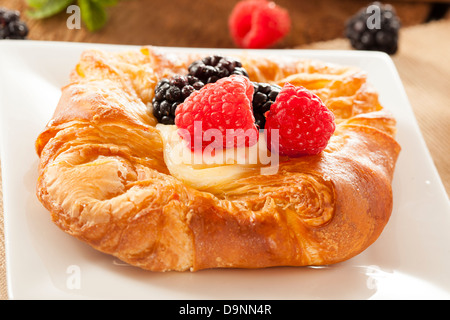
[35,46,400,271]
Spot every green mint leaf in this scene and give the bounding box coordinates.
[26,0,48,9]
[79,0,107,32]
[26,0,75,19]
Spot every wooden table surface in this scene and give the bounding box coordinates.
[0,0,437,47]
[1,0,449,300]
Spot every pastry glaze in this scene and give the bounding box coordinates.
[35,47,400,271]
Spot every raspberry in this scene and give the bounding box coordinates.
[265,83,335,157]
[228,0,291,49]
[175,75,258,151]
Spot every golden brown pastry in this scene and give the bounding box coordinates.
[35,46,400,271]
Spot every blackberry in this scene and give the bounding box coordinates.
[0,8,29,40]
[152,75,204,124]
[188,55,249,84]
[252,82,281,129]
[345,2,400,55]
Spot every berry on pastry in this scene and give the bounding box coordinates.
[188,55,249,84]
[152,75,204,124]
[175,74,258,151]
[228,0,291,49]
[252,81,281,129]
[265,83,336,157]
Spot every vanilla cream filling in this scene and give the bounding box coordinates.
[156,124,279,191]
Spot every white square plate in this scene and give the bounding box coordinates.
[1,40,449,300]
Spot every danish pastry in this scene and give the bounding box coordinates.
[35,46,400,271]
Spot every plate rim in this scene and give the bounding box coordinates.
[1,40,449,300]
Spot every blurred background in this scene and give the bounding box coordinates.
[0,0,448,48]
